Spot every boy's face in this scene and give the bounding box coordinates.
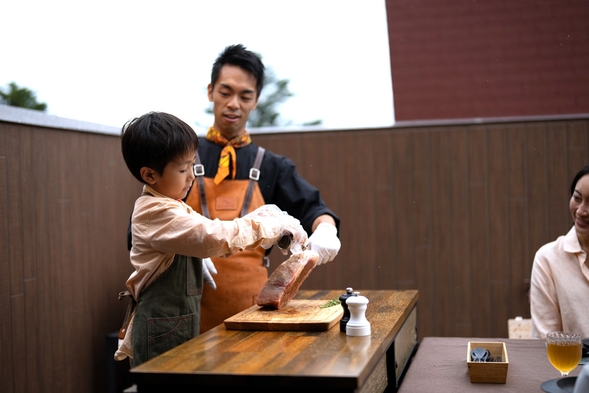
[144,151,196,200]
[208,64,259,139]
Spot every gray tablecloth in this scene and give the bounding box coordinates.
[398,337,582,392]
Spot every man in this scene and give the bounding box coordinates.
[185,44,341,332]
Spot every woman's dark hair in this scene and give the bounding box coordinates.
[570,165,589,196]
[210,44,265,98]
[120,112,199,183]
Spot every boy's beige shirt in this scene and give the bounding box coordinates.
[127,185,272,299]
[115,185,279,361]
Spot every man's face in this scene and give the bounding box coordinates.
[208,64,259,139]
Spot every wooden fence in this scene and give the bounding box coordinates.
[1,109,588,392]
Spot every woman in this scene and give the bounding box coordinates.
[530,165,589,338]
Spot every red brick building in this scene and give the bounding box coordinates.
[386,0,589,121]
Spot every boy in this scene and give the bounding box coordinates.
[115,111,307,366]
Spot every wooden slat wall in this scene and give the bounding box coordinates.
[0,122,140,393]
[1,116,588,392]
[259,118,589,340]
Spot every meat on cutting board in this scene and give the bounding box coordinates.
[257,250,319,309]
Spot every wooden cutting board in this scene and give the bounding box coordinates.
[224,300,344,331]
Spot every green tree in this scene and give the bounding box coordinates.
[247,67,293,128]
[0,81,47,111]
[205,65,322,128]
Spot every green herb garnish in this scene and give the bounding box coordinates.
[320,296,340,308]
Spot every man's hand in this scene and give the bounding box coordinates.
[202,258,217,289]
[307,223,341,265]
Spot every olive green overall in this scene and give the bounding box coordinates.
[131,254,203,367]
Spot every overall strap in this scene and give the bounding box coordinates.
[241,147,265,217]
[193,152,210,218]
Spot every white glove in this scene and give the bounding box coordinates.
[243,204,308,252]
[306,223,340,265]
[202,258,217,289]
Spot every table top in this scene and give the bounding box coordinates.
[131,289,418,390]
[398,336,582,392]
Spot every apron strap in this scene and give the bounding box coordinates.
[194,152,210,218]
[194,147,265,219]
[241,147,265,217]
[117,290,137,340]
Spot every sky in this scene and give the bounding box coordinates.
[2,0,395,132]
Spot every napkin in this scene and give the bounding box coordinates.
[573,363,589,393]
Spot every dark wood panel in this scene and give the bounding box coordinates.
[20,127,38,311]
[6,126,24,296]
[373,131,395,289]
[506,125,529,321]
[484,124,511,336]
[412,130,435,335]
[6,126,28,391]
[428,130,450,336]
[0,124,13,393]
[35,128,62,391]
[545,123,570,240]
[448,128,472,336]
[468,127,492,336]
[526,122,548,269]
[352,134,377,289]
[298,133,328,285]
[391,131,413,289]
[568,121,589,181]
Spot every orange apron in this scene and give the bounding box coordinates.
[185,148,267,333]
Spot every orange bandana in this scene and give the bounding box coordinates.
[206,127,252,185]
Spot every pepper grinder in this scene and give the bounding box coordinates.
[339,287,354,332]
[346,292,371,336]
[277,233,293,250]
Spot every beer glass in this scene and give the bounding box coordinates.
[546,331,582,377]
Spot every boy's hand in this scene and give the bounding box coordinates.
[244,204,308,252]
[202,258,217,289]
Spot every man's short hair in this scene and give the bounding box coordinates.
[210,44,265,98]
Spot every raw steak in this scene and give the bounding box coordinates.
[257,250,319,309]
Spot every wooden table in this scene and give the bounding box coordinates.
[398,337,583,392]
[131,289,418,392]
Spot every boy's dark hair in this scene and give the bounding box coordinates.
[210,44,265,98]
[570,165,589,196]
[121,112,199,183]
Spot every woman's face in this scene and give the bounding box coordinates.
[570,174,589,238]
